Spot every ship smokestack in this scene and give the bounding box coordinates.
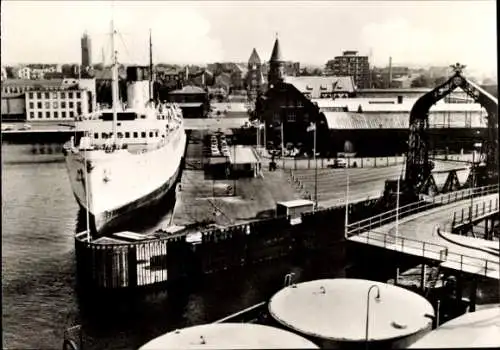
[388,56,392,88]
[126,66,149,109]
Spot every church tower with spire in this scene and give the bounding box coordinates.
[247,48,264,102]
[268,35,285,88]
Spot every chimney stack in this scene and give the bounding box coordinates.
[388,56,393,88]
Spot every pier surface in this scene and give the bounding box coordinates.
[348,192,500,279]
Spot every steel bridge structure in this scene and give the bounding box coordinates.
[404,63,498,197]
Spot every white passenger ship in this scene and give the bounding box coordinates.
[64,24,186,234]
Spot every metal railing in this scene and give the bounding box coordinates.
[452,197,500,228]
[347,184,499,238]
[354,230,498,278]
[347,184,499,279]
[359,229,449,261]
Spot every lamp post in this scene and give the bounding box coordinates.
[396,176,400,240]
[396,154,407,241]
[365,285,381,349]
[256,121,259,151]
[263,122,267,154]
[344,171,350,237]
[307,122,317,208]
[470,142,482,221]
[281,121,285,169]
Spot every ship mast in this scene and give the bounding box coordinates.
[111,20,118,144]
[149,28,154,101]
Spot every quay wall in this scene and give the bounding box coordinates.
[75,197,383,290]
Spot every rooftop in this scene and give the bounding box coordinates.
[229,146,260,165]
[248,48,261,65]
[211,102,248,113]
[277,199,315,208]
[269,278,434,342]
[285,76,356,98]
[358,88,432,93]
[2,78,64,87]
[169,85,207,94]
[176,102,204,108]
[139,323,319,349]
[322,111,486,129]
[313,97,485,113]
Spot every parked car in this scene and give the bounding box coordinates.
[1,124,15,131]
[211,148,221,156]
[19,124,32,130]
[329,158,347,168]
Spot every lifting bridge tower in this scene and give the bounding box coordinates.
[388,63,498,201]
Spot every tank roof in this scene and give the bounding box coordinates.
[269,278,434,342]
[139,323,319,349]
[409,306,500,348]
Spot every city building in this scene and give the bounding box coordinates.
[17,66,31,80]
[81,31,92,68]
[245,48,265,103]
[325,51,370,89]
[230,64,248,90]
[261,61,300,77]
[372,65,411,88]
[25,78,96,121]
[167,85,209,118]
[1,81,28,121]
[155,66,186,90]
[213,73,232,94]
[284,76,356,99]
[1,78,97,122]
[390,75,416,88]
[187,70,214,87]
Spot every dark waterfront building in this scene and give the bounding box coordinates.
[167,85,209,118]
[256,37,330,154]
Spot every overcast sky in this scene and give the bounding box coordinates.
[1,1,497,76]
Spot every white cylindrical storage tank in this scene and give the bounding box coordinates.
[409,306,500,348]
[269,279,435,349]
[139,323,319,349]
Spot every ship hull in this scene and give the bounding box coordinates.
[76,162,182,234]
[66,129,187,234]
